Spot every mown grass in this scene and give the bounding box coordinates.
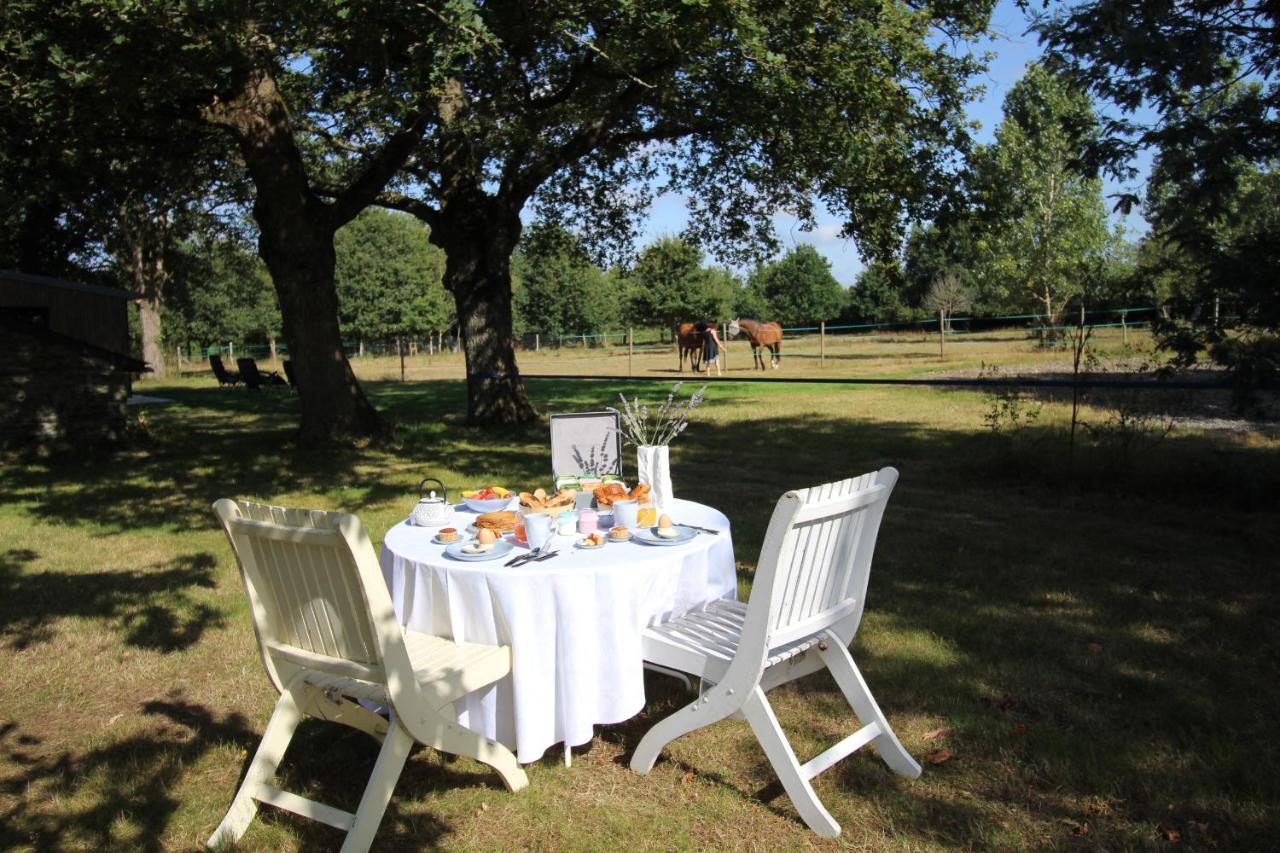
[2,349,1278,851]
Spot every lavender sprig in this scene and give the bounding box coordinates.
[610,383,708,447]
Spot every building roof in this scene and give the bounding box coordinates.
[1,316,150,372]
[0,269,142,300]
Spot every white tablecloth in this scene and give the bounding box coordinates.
[379,498,736,764]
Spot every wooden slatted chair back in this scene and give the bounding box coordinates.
[740,468,898,660]
[213,499,412,688]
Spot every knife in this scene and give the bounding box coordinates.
[678,523,721,535]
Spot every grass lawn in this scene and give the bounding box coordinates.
[2,346,1278,851]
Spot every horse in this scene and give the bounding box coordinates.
[674,322,704,372]
[727,318,783,369]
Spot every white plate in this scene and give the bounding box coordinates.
[574,538,608,550]
[432,530,472,545]
[631,525,698,547]
[445,539,516,562]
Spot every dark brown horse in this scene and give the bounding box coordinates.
[727,318,783,369]
[674,322,704,372]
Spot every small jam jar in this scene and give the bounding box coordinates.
[578,508,599,534]
[557,510,578,535]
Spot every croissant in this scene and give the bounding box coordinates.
[593,482,628,507]
[629,483,651,502]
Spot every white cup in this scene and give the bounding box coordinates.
[524,513,554,550]
[613,499,639,528]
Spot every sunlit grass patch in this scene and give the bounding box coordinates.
[1,350,1277,850]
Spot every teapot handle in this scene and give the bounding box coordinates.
[418,477,446,500]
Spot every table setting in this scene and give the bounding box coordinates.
[378,383,736,764]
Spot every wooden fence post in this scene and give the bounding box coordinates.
[820,321,826,367]
[628,327,634,376]
[535,332,540,352]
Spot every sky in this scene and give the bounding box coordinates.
[634,0,1152,287]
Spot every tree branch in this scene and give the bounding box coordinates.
[374,191,441,229]
[325,111,432,229]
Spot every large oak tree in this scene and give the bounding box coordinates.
[372,1,995,423]
[5,1,995,438]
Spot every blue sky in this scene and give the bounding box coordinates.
[635,0,1151,286]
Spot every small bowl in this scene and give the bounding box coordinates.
[461,496,515,514]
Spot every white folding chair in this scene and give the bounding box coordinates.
[209,499,528,852]
[629,468,921,838]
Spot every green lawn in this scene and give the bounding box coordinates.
[1,363,1277,850]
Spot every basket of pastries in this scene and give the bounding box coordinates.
[518,488,578,515]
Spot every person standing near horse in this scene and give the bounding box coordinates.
[700,321,723,375]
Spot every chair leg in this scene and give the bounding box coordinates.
[740,686,841,838]
[432,717,530,792]
[338,721,415,853]
[207,688,305,848]
[818,634,922,779]
[629,690,739,774]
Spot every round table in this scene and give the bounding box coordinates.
[379,498,736,764]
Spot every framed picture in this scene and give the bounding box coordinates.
[549,411,623,479]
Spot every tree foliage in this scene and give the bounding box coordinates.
[748,246,845,325]
[166,237,280,350]
[1037,0,1280,219]
[966,65,1114,323]
[626,238,738,331]
[845,261,914,325]
[513,223,618,338]
[334,209,452,343]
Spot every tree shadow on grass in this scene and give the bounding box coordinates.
[0,549,223,652]
[0,694,523,851]
[598,410,1280,847]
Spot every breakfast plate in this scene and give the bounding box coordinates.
[631,525,697,546]
[445,539,515,562]
[432,530,472,546]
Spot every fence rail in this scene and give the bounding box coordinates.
[176,306,1163,366]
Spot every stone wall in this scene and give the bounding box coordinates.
[1,321,142,455]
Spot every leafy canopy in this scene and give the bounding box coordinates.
[748,245,845,325]
[334,209,452,340]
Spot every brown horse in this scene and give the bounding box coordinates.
[727,318,783,369]
[674,322,704,372]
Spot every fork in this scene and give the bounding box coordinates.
[505,545,542,567]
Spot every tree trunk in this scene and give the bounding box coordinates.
[434,205,536,426]
[211,66,386,446]
[119,202,169,378]
[258,225,384,444]
[137,295,167,378]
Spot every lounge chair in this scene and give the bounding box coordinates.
[210,354,240,386]
[236,357,286,391]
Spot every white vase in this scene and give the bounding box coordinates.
[636,444,673,511]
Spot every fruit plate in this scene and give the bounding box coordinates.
[631,525,697,547]
[574,538,608,550]
[445,539,515,562]
[460,491,516,513]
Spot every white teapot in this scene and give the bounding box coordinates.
[410,477,453,527]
